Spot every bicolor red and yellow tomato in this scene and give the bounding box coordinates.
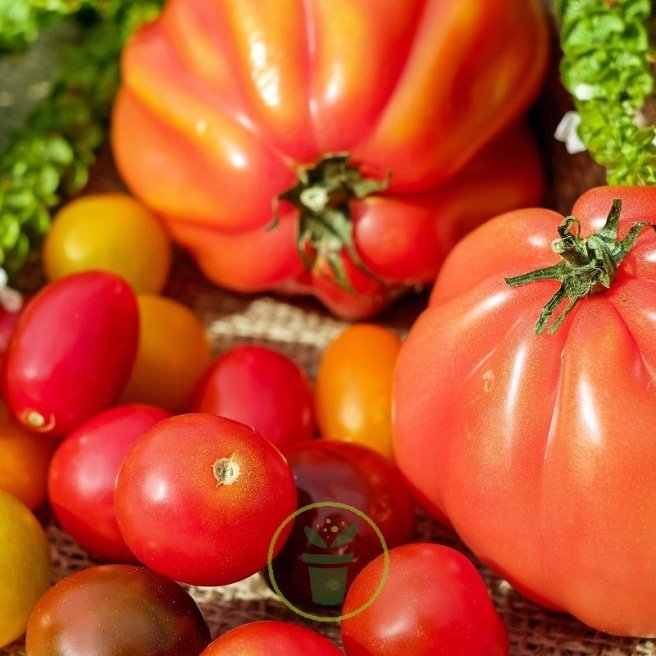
[112,0,548,318]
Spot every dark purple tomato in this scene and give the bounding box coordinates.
[25,564,211,656]
[47,403,171,561]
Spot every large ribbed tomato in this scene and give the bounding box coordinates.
[393,186,656,637]
[111,0,548,319]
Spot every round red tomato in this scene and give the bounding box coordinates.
[25,564,211,655]
[115,413,297,586]
[341,543,508,656]
[190,344,315,448]
[1,271,139,436]
[394,186,656,636]
[48,403,171,562]
[267,440,415,610]
[199,621,343,656]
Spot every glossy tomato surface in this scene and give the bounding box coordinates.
[394,186,656,636]
[25,564,211,656]
[268,440,415,610]
[340,543,508,656]
[1,271,139,437]
[190,344,315,448]
[112,0,548,318]
[115,413,297,586]
[48,403,171,562]
[199,621,343,656]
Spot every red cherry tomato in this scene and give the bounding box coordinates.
[268,440,415,610]
[115,413,297,586]
[190,344,316,448]
[199,621,343,656]
[47,403,171,562]
[340,543,508,656]
[25,564,211,655]
[1,271,139,436]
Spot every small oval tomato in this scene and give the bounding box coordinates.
[341,543,508,656]
[0,490,51,648]
[199,621,343,656]
[119,294,213,413]
[115,413,297,586]
[48,403,171,562]
[0,402,57,509]
[42,193,173,294]
[25,564,211,656]
[267,440,415,610]
[1,271,139,436]
[190,344,315,448]
[315,324,401,460]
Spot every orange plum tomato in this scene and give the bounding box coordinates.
[267,440,415,611]
[47,403,172,562]
[0,490,51,648]
[42,193,172,294]
[190,343,316,448]
[115,413,297,586]
[119,294,213,413]
[315,324,401,460]
[341,543,508,656]
[1,271,139,437]
[0,401,57,510]
[199,621,344,656]
[25,564,211,656]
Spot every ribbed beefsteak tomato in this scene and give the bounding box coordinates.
[111,0,548,319]
[393,186,656,637]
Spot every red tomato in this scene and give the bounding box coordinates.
[190,344,315,448]
[341,543,508,656]
[47,403,171,562]
[1,271,139,436]
[267,440,415,610]
[112,0,548,319]
[25,564,211,655]
[394,186,656,636]
[115,413,297,586]
[199,621,343,656]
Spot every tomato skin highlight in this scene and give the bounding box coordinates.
[1,271,139,437]
[340,543,508,656]
[393,186,656,636]
[115,413,297,586]
[47,403,171,562]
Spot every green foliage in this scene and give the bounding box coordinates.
[555,0,656,185]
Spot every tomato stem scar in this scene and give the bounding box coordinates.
[212,453,240,487]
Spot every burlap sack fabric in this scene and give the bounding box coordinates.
[1,5,655,656]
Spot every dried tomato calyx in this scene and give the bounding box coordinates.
[505,199,654,335]
[277,153,389,292]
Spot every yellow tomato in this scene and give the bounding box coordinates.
[120,295,213,412]
[0,490,51,647]
[315,323,402,461]
[0,403,57,510]
[42,193,172,294]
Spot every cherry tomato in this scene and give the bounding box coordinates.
[341,543,508,656]
[0,402,57,510]
[1,271,139,436]
[0,490,51,648]
[190,344,316,448]
[0,303,23,365]
[267,440,415,611]
[25,564,211,655]
[48,403,172,562]
[315,324,401,460]
[119,294,213,413]
[199,621,343,655]
[42,193,173,294]
[115,413,297,586]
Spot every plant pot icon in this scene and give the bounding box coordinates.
[302,551,354,606]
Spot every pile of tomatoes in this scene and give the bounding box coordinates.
[0,193,508,655]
